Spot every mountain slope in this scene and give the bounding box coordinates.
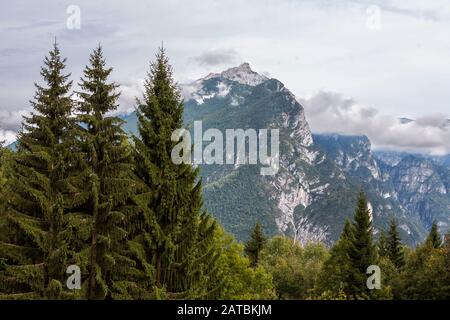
[120,63,445,245]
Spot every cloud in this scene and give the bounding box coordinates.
[348,0,450,22]
[1,0,450,150]
[192,49,241,67]
[5,20,60,32]
[0,130,17,145]
[0,109,27,131]
[116,78,145,114]
[300,91,450,155]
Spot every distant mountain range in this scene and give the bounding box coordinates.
[8,63,450,245]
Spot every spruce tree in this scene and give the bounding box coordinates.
[426,222,442,249]
[316,219,353,298]
[377,230,388,258]
[0,142,6,188]
[0,43,74,299]
[386,219,404,269]
[244,222,267,267]
[0,142,8,243]
[133,47,218,298]
[0,142,7,207]
[347,191,376,299]
[73,45,142,299]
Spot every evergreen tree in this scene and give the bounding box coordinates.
[347,191,376,299]
[426,221,442,249]
[0,142,7,209]
[0,142,6,189]
[0,142,9,243]
[386,219,404,269]
[316,220,353,298]
[244,222,267,267]
[0,43,74,299]
[132,47,218,298]
[377,230,388,258]
[73,45,142,299]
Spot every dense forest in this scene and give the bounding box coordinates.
[0,43,449,300]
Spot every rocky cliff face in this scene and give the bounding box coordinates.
[178,64,431,245]
[122,63,447,245]
[375,152,450,232]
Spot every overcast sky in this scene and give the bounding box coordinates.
[1,0,449,153]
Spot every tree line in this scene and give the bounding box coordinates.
[0,43,449,300]
[247,192,450,300]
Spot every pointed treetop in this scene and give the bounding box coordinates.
[426,221,442,249]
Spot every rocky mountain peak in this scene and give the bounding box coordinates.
[219,62,268,86]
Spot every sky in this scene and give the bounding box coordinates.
[0,0,449,153]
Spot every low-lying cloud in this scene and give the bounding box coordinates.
[193,49,241,67]
[0,109,28,144]
[300,91,450,155]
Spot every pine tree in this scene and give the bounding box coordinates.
[377,230,388,258]
[0,142,9,243]
[426,221,442,249]
[133,47,218,298]
[73,45,142,299]
[386,219,404,269]
[0,42,74,299]
[347,191,376,299]
[244,222,267,267]
[0,142,6,189]
[0,142,7,206]
[316,220,353,298]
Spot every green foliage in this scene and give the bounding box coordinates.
[316,220,353,299]
[377,230,388,258]
[386,219,405,269]
[260,236,329,299]
[426,222,442,249]
[346,192,377,299]
[0,144,9,219]
[72,45,143,299]
[317,192,377,300]
[0,43,74,299]
[210,227,275,299]
[244,222,267,267]
[393,242,450,299]
[132,47,219,298]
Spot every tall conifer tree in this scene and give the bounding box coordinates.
[377,230,388,258]
[133,47,218,298]
[426,222,442,249]
[244,222,267,267]
[386,219,404,269]
[347,192,376,299]
[0,43,73,299]
[317,220,354,298]
[74,45,141,299]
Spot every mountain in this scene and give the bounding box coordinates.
[374,151,450,229]
[120,63,443,245]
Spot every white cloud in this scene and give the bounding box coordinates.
[300,91,450,155]
[192,48,241,67]
[0,109,27,131]
[0,130,17,145]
